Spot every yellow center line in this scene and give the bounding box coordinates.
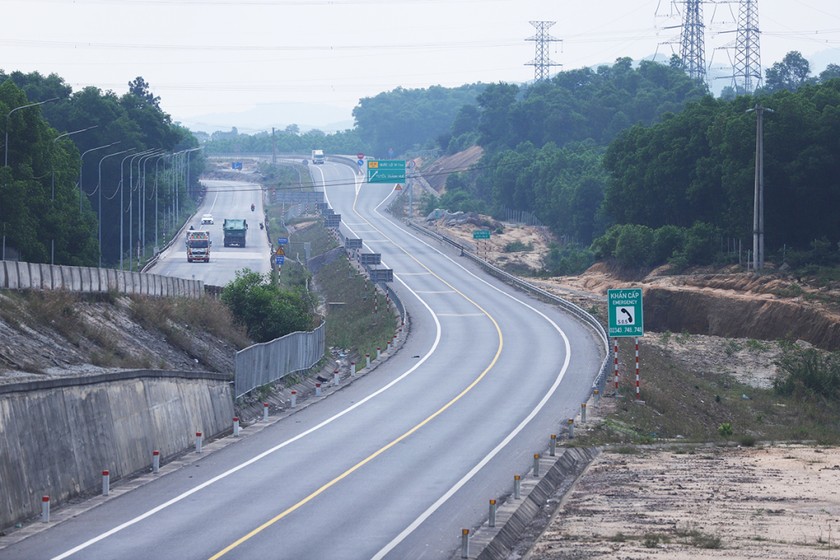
[209,174,503,559]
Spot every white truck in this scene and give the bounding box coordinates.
[311,149,325,165]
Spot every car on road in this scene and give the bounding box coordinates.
[201,214,214,225]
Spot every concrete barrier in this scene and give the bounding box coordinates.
[0,260,205,300]
[0,370,234,531]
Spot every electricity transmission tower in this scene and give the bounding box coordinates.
[525,21,562,81]
[732,0,762,94]
[679,0,707,82]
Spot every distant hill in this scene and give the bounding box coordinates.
[178,101,355,134]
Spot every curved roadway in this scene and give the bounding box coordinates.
[4,161,604,560]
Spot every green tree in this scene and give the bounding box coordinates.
[221,269,314,343]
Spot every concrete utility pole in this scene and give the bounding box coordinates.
[748,103,772,271]
[525,21,562,81]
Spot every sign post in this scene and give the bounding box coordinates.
[607,288,644,399]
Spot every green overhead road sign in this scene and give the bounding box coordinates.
[472,229,491,239]
[367,160,406,183]
[607,288,644,337]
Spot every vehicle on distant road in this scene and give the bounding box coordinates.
[311,149,325,165]
[223,219,248,247]
[185,230,211,262]
[201,214,214,225]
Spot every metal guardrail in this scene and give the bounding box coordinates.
[407,221,611,392]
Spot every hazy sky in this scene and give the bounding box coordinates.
[3,0,839,132]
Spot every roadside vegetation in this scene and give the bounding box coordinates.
[573,334,840,447]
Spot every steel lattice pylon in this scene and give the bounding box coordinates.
[525,21,561,81]
[679,0,707,82]
[732,0,762,94]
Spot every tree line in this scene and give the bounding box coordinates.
[0,71,201,267]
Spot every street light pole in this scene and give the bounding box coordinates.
[79,142,120,213]
[50,125,97,264]
[97,148,134,268]
[126,149,157,271]
[4,97,60,168]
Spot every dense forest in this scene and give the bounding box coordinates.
[0,71,201,267]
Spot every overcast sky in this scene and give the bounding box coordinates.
[3,0,840,132]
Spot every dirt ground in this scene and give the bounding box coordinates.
[526,443,840,559]
[425,215,840,559]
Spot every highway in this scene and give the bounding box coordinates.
[152,177,271,285]
[3,160,605,560]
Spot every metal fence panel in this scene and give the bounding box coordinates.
[234,322,326,398]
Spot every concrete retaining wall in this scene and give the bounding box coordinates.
[0,371,234,531]
[0,260,203,299]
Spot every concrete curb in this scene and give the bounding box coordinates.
[453,447,600,560]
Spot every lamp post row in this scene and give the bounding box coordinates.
[3,97,202,266]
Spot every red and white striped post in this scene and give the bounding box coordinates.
[233,417,240,437]
[152,450,160,473]
[613,338,620,392]
[101,470,110,496]
[635,337,641,399]
[41,496,50,523]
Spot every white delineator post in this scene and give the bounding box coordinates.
[514,474,521,499]
[315,382,322,397]
[195,432,203,454]
[366,353,371,368]
[460,528,469,558]
[581,402,587,424]
[102,470,110,496]
[333,370,340,387]
[41,496,50,523]
[263,402,269,422]
[550,434,557,456]
[489,499,497,528]
[533,454,541,477]
[290,390,297,408]
[233,417,240,437]
[152,450,160,473]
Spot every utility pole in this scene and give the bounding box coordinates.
[748,103,772,271]
[525,21,562,81]
[733,0,762,94]
[679,0,706,83]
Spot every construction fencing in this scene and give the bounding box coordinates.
[233,322,326,398]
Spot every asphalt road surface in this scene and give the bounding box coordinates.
[4,160,604,560]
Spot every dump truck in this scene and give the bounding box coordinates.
[223,219,248,247]
[185,230,211,263]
